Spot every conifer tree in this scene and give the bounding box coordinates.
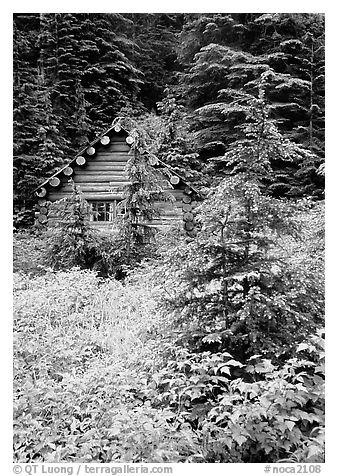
[199,71,319,197]
[53,13,89,145]
[78,13,143,131]
[243,13,325,157]
[13,14,40,159]
[179,13,324,196]
[125,13,184,109]
[112,117,172,250]
[158,176,323,361]
[44,183,102,270]
[155,89,201,182]
[179,13,241,64]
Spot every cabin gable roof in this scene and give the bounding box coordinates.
[35,122,199,199]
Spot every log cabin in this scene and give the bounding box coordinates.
[34,121,200,237]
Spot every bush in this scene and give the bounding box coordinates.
[149,330,324,462]
[13,231,46,274]
[13,269,197,462]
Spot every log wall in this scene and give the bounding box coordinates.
[35,129,199,235]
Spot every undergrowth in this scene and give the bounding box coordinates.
[13,198,324,463]
[13,267,324,463]
[14,268,200,462]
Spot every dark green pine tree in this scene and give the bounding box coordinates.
[13,14,40,160]
[179,13,242,64]
[125,13,184,110]
[43,183,111,272]
[79,13,143,132]
[73,78,91,147]
[199,71,318,197]
[14,16,36,224]
[158,172,324,361]
[242,13,325,196]
[179,13,324,197]
[52,13,91,148]
[35,80,66,176]
[35,14,70,172]
[13,14,67,225]
[288,19,325,158]
[243,13,325,159]
[111,117,172,248]
[155,89,201,183]
[183,42,269,159]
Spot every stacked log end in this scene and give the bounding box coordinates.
[182,191,199,237]
[63,166,73,177]
[35,199,50,227]
[49,176,60,187]
[76,156,86,166]
[100,135,110,146]
[87,146,96,156]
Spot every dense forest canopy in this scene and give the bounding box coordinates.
[13,12,324,227]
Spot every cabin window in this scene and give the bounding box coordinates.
[89,201,125,222]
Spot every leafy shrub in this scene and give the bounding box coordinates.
[13,269,203,462]
[13,231,46,274]
[13,207,35,229]
[150,330,324,462]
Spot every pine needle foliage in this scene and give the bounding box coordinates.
[44,184,102,270]
[199,71,320,197]
[151,174,324,361]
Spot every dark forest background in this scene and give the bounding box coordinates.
[13,13,324,227]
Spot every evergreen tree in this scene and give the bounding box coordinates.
[179,13,242,64]
[155,89,201,182]
[183,43,269,158]
[13,14,40,159]
[243,13,325,157]
[52,13,91,146]
[199,71,320,197]
[13,14,65,225]
[126,13,184,110]
[79,13,143,131]
[44,184,100,270]
[179,13,324,197]
[156,174,324,361]
[112,117,172,249]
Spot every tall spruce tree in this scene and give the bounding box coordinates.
[155,89,201,182]
[242,13,325,157]
[155,173,324,361]
[78,13,143,131]
[198,71,319,197]
[183,43,269,157]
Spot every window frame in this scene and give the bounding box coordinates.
[89,200,125,222]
